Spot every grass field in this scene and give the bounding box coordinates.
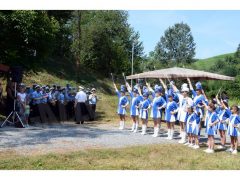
[0,144,239,170]
[192,53,234,71]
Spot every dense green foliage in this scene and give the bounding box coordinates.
[0,10,144,79]
[0,11,62,69]
[154,22,196,65]
[71,11,143,76]
[203,44,240,99]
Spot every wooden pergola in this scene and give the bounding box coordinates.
[126,67,235,81]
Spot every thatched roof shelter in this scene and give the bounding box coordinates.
[126,67,234,81]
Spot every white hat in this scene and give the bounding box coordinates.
[78,86,84,90]
[181,83,189,92]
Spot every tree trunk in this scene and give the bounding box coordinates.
[76,10,81,82]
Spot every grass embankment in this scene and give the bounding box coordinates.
[192,53,234,71]
[0,144,239,170]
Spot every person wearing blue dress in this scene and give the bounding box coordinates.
[226,105,240,154]
[172,82,193,144]
[202,102,219,154]
[185,105,200,149]
[146,82,166,137]
[216,98,231,149]
[57,88,67,122]
[113,83,129,130]
[160,79,179,140]
[126,83,141,132]
[139,89,151,135]
[187,79,206,140]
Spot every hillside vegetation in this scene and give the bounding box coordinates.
[192,53,234,71]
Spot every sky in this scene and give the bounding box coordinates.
[128,10,240,59]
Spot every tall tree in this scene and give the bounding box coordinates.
[0,11,60,68]
[71,10,144,76]
[154,22,196,65]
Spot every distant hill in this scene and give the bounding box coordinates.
[192,53,234,71]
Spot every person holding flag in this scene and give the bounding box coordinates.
[160,79,179,140]
[113,83,129,130]
[126,82,142,132]
[139,86,151,135]
[146,82,166,137]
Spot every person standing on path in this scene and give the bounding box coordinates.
[75,86,88,124]
[172,82,193,144]
[88,88,98,120]
[113,83,129,130]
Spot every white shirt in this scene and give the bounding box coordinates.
[89,94,97,104]
[75,91,87,103]
[17,92,26,103]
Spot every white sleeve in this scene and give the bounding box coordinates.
[75,93,79,100]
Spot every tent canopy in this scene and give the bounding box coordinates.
[126,67,235,81]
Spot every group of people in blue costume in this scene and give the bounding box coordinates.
[113,77,240,155]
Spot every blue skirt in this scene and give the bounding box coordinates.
[207,127,216,136]
[217,122,228,131]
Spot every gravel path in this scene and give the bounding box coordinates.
[0,122,221,155]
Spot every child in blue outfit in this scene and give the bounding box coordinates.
[126,83,141,133]
[139,88,151,135]
[185,105,201,149]
[202,102,219,153]
[113,83,129,130]
[160,79,178,140]
[216,98,231,149]
[146,82,166,137]
[226,105,240,155]
[187,78,206,140]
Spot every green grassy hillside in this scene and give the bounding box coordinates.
[192,53,234,71]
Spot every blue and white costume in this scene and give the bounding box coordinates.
[206,111,219,136]
[187,112,201,135]
[186,113,194,134]
[116,90,129,115]
[192,90,205,119]
[129,92,141,116]
[192,82,206,120]
[186,112,200,135]
[150,88,166,119]
[150,96,166,119]
[227,114,240,137]
[139,95,151,120]
[217,108,231,131]
[165,97,178,122]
